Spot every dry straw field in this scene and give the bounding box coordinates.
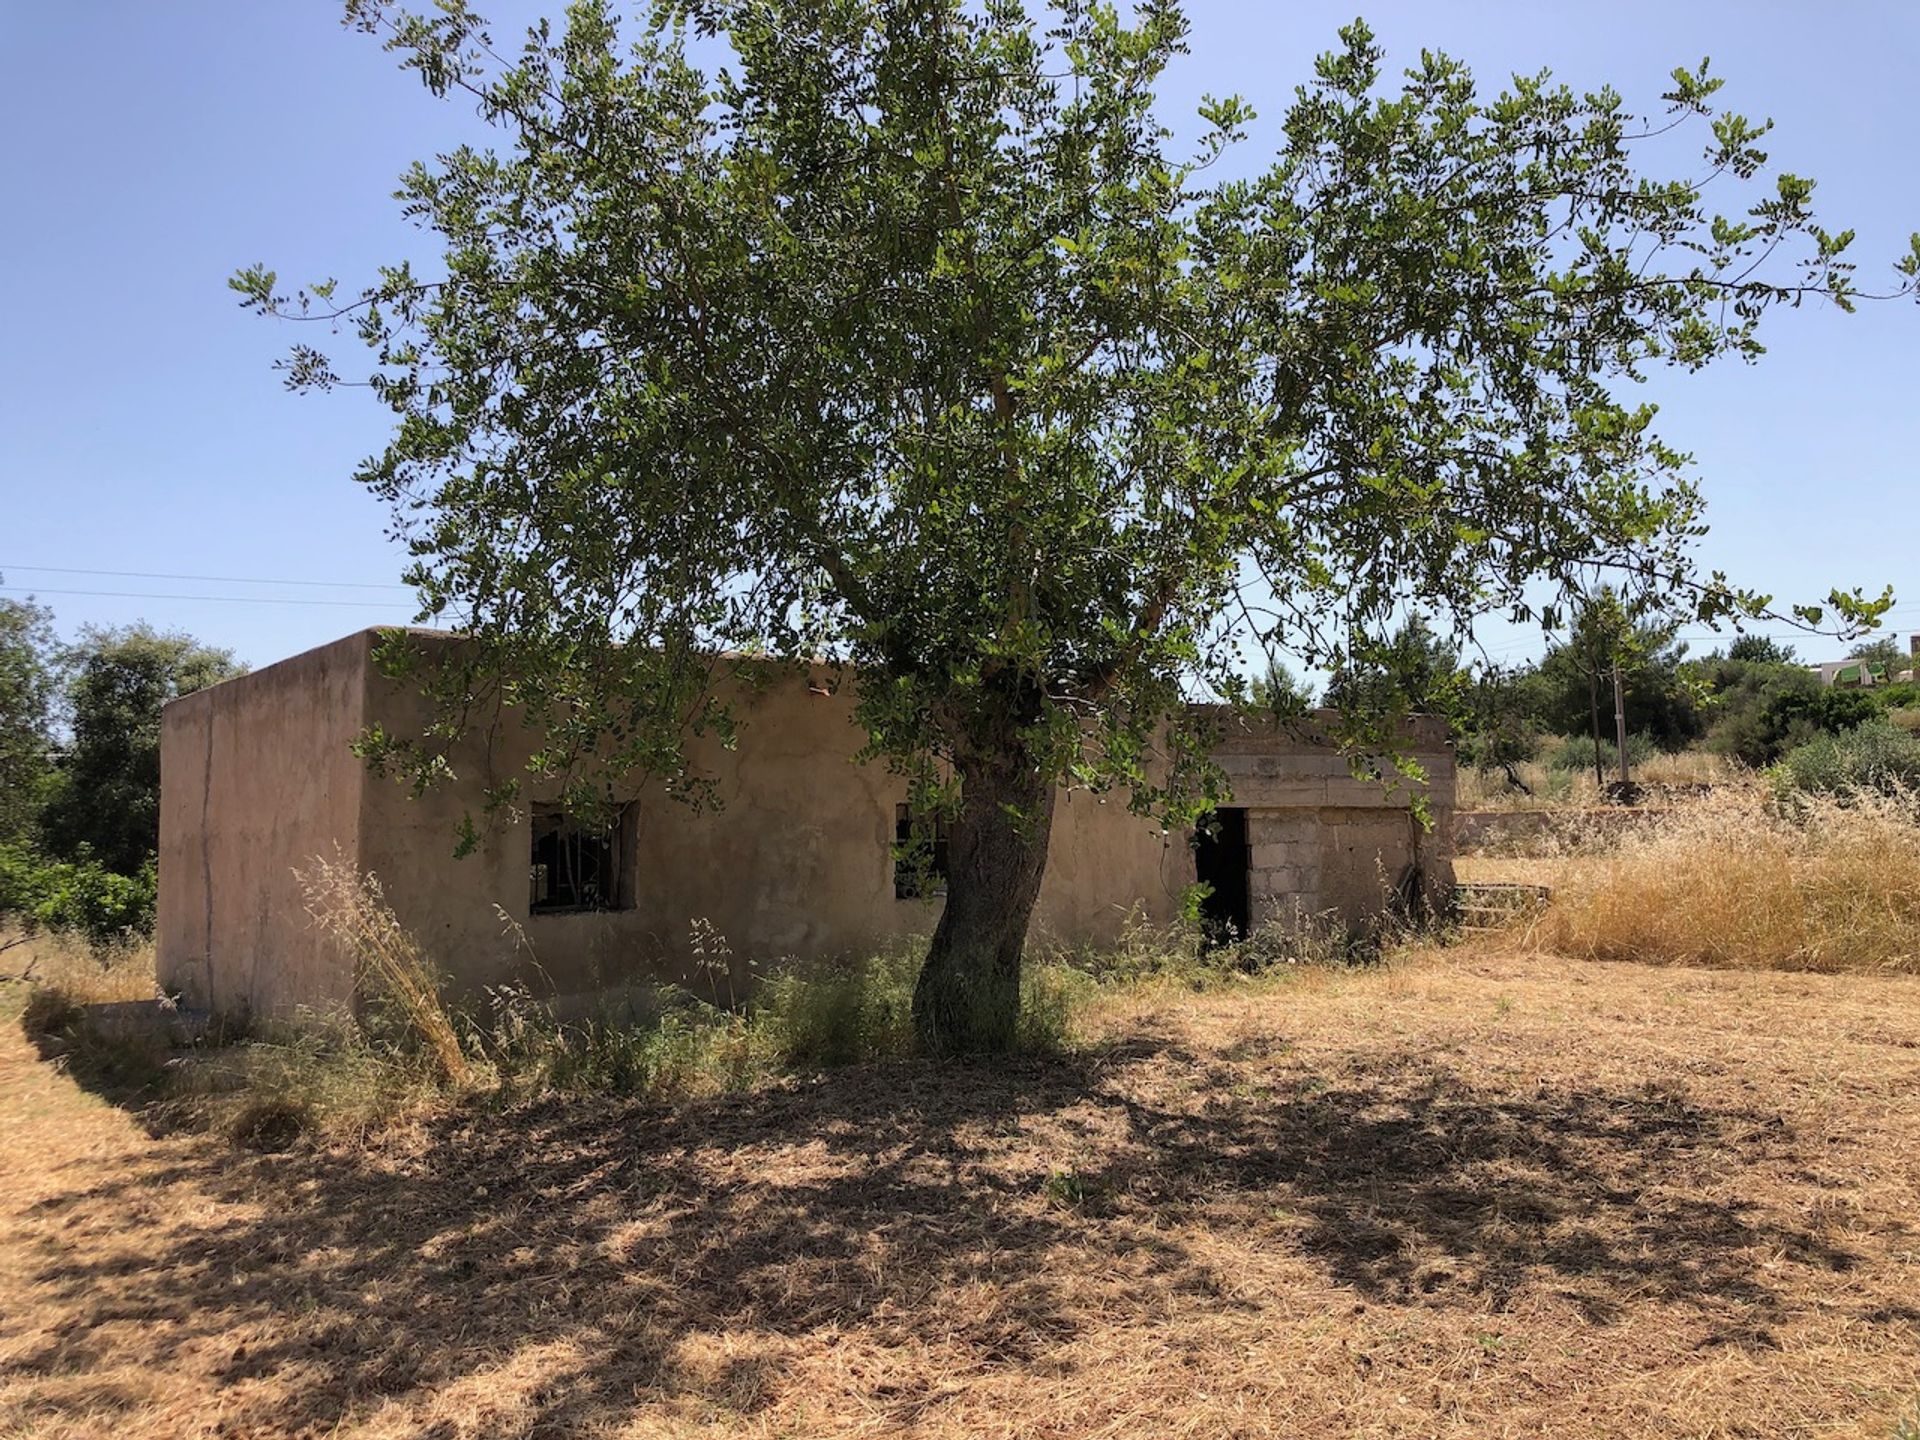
[4,788,1920,1439]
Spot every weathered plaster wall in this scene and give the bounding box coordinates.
[158,631,1456,1022]
[356,644,1189,1006]
[157,631,370,1018]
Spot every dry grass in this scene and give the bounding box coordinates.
[1526,789,1920,974]
[1458,747,1734,810]
[299,852,470,1087]
[4,943,1919,1439]
[0,926,157,1007]
[0,929,153,1078]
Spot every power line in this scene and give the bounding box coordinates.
[0,564,412,591]
[0,586,420,610]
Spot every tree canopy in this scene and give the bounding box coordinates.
[1725,634,1797,666]
[39,626,243,877]
[1531,589,1701,752]
[240,0,1908,1049]
[1323,615,1466,721]
[0,586,59,846]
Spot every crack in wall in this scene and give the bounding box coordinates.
[199,705,214,1005]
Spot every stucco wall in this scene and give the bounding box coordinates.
[158,631,1456,1021]
[355,649,1190,1005]
[157,631,370,1018]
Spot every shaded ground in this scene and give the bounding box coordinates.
[4,949,1919,1438]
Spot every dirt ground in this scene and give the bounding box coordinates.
[4,947,1919,1439]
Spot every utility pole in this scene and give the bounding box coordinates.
[1588,656,1606,790]
[1612,660,1630,787]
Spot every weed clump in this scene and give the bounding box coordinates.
[752,941,921,1068]
[228,1096,313,1152]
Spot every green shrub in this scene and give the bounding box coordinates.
[0,843,156,945]
[1771,720,1920,802]
[753,942,922,1067]
[1541,732,1658,776]
[1873,681,1920,711]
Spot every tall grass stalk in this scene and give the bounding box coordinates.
[297,851,471,1086]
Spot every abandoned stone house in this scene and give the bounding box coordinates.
[156,628,1456,1020]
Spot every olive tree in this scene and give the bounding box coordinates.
[237,0,1906,1050]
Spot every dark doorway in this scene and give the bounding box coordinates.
[1194,807,1251,944]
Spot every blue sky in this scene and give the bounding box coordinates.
[2,1,1915,670]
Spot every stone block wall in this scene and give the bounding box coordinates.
[1248,810,1323,919]
[1204,707,1456,933]
[1245,804,1450,932]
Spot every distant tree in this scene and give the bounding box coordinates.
[1535,591,1702,753]
[1725,634,1798,665]
[1848,635,1907,668]
[1323,615,1466,720]
[0,587,60,845]
[1247,660,1316,717]
[39,627,242,875]
[1457,664,1547,781]
[242,1,1901,1050]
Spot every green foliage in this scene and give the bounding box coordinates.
[1533,591,1703,752]
[1246,660,1316,716]
[1323,615,1467,722]
[1807,686,1879,732]
[1543,732,1659,777]
[0,613,231,950]
[1873,681,1920,710]
[1693,648,1879,769]
[0,842,157,945]
[246,0,1905,1047]
[1692,652,1822,767]
[39,625,242,876]
[1455,665,1547,771]
[1041,1168,1088,1209]
[1725,634,1797,665]
[1771,720,1920,802]
[0,587,60,845]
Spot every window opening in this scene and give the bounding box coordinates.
[893,802,951,900]
[530,804,631,913]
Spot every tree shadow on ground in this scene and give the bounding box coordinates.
[5,1029,1869,1435]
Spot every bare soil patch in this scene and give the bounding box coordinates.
[4,948,1919,1438]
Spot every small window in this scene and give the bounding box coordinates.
[530,804,632,914]
[893,803,951,900]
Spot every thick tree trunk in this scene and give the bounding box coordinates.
[912,746,1056,1054]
